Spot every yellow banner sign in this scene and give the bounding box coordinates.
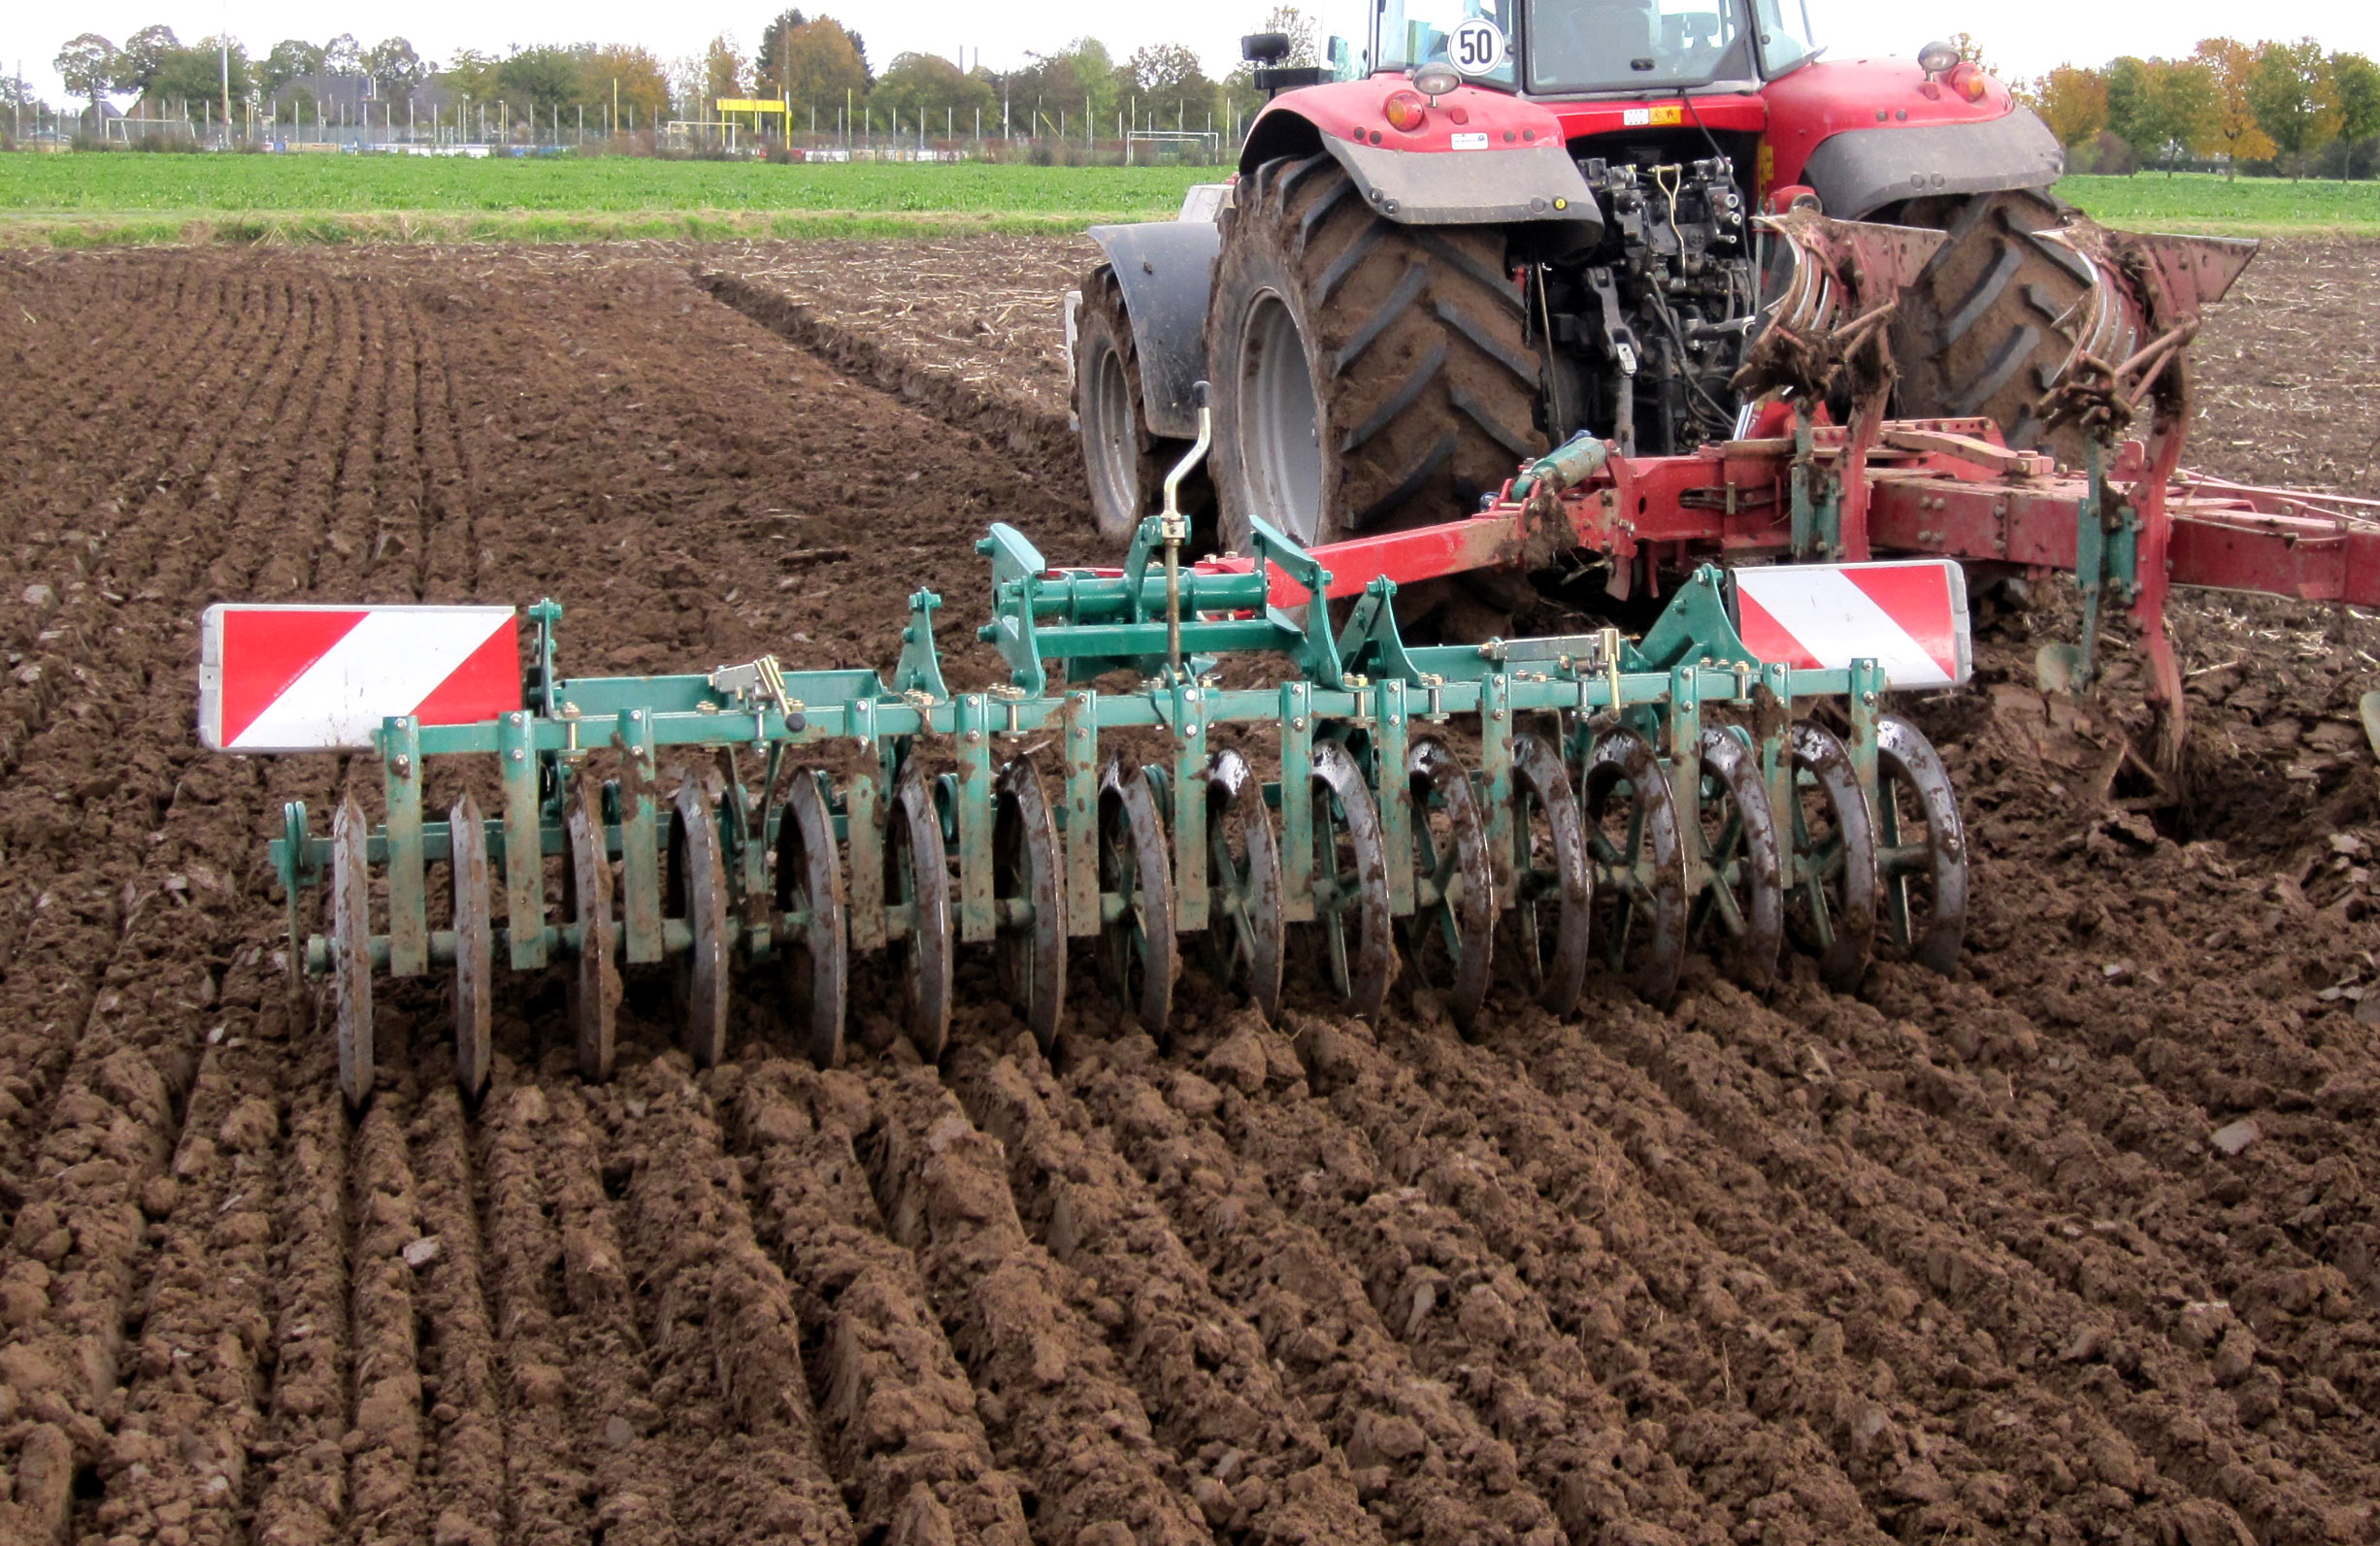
[715,98,786,115]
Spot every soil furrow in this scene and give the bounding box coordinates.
[403,1075,511,1546]
[1521,985,2372,1542]
[860,1063,1213,1544]
[1160,1007,1873,1546]
[1279,998,2010,1543]
[608,1052,859,1545]
[1064,1031,1570,1544]
[944,1038,1389,1544]
[721,1056,1035,1546]
[80,963,284,1546]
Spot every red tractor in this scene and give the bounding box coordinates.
[1071,0,2097,555]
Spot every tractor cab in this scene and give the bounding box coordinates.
[1294,0,1823,96]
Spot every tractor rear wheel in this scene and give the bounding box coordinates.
[1074,264,1193,543]
[1207,153,1544,552]
[1890,188,2130,462]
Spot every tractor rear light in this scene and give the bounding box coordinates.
[1384,90,1429,133]
[1946,62,1989,101]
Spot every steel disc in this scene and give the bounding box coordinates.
[1203,748,1285,1022]
[1098,761,1177,1035]
[1307,741,1393,1020]
[1691,728,1785,989]
[564,789,619,1082]
[331,797,374,1109]
[887,764,953,1061]
[994,756,1067,1052]
[1582,726,1689,1007]
[776,770,847,1069]
[1403,738,1495,1033]
[1786,722,1879,992]
[668,776,730,1069]
[449,793,493,1102]
[1873,716,1968,975]
[1504,732,1592,1016]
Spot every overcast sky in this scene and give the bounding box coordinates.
[6,0,2376,106]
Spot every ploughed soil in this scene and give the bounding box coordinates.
[0,234,2373,1546]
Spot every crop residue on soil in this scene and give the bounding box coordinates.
[0,241,2374,1545]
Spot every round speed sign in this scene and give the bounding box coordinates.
[1448,17,1507,76]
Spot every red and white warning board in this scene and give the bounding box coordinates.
[198,605,521,753]
[1731,560,1970,688]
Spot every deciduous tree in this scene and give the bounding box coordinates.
[2031,64,2108,148]
[2329,50,2380,179]
[753,9,808,97]
[1260,7,1321,68]
[111,25,181,94]
[2194,38,2275,174]
[777,19,867,117]
[871,51,993,135]
[701,34,747,109]
[364,39,428,100]
[496,46,578,115]
[53,33,115,130]
[578,45,671,122]
[260,40,324,93]
[2247,36,2338,177]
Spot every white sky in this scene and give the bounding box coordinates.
[5,0,2375,106]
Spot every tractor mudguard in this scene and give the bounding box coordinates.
[1800,112,2064,220]
[1086,220,1221,441]
[1241,84,1603,231]
[1321,137,1603,228]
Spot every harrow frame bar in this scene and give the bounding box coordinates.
[267,516,1914,1033]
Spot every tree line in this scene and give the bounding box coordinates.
[2025,38,2380,179]
[36,7,1313,141]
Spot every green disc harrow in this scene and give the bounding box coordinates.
[255,512,1967,1106]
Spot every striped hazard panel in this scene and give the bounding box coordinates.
[1730,560,1971,689]
[198,605,521,752]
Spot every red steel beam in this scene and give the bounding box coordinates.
[1236,422,2380,614]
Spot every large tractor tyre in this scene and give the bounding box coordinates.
[1890,188,2122,462]
[1207,152,1544,554]
[1074,264,1202,544]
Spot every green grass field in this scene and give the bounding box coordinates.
[2,151,2376,247]
[2055,173,2380,235]
[0,153,1217,245]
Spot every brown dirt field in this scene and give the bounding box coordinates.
[0,235,2373,1546]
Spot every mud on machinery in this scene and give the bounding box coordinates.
[1068,0,2380,766]
[203,0,2380,1103]
[205,325,1981,1105]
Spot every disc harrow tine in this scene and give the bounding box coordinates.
[564,782,619,1083]
[669,774,731,1069]
[1404,737,1496,1033]
[449,792,493,1102]
[994,755,1068,1052]
[1583,725,1688,1008]
[1787,722,1879,992]
[1504,732,1592,1016]
[1874,715,1968,974]
[331,796,374,1110]
[1203,748,1285,1023]
[1691,727,1785,989]
[1098,760,1177,1035]
[241,524,1977,1094]
[777,769,848,1069]
[888,760,954,1062]
[1307,740,1393,1020]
